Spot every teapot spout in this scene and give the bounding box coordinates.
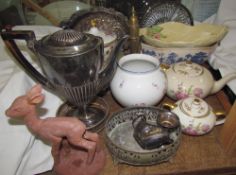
[211,72,236,94]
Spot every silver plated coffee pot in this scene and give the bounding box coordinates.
[1,29,127,130]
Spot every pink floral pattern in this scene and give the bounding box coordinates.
[170,82,204,100]
[182,124,199,136]
[182,123,211,135]
[193,88,204,98]
[175,92,189,99]
[201,124,211,133]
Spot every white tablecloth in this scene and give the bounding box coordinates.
[0,25,62,175]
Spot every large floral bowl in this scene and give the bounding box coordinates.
[141,42,217,65]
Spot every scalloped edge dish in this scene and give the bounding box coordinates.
[140,22,228,47]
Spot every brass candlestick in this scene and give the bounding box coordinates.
[129,6,141,53]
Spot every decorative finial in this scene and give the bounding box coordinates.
[91,19,96,27]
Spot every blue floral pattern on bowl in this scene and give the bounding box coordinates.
[141,43,217,65]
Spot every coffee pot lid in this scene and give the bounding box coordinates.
[35,29,103,56]
[179,97,210,118]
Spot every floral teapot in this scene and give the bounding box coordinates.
[162,61,236,100]
[163,96,225,136]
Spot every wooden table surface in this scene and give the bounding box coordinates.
[98,91,236,175]
[40,90,236,175]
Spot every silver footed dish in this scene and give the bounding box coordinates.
[105,106,181,165]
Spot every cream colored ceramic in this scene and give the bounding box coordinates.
[140,21,228,47]
[163,96,225,136]
[163,61,236,100]
[110,54,167,107]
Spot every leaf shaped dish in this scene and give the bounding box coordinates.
[140,22,228,47]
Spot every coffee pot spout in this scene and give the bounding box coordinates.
[211,72,236,94]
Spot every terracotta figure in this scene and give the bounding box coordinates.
[5,84,106,175]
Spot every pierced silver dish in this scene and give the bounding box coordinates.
[140,1,193,27]
[105,106,181,165]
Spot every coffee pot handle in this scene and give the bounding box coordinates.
[1,30,54,89]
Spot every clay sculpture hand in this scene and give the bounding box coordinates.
[5,84,106,175]
[52,138,106,175]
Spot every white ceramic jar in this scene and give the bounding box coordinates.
[163,96,225,136]
[110,54,167,107]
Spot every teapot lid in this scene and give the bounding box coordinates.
[179,97,210,118]
[173,61,203,77]
[35,29,103,57]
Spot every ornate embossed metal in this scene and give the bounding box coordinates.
[140,1,193,27]
[132,112,179,150]
[62,7,129,40]
[105,106,181,165]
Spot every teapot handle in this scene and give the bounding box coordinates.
[215,110,226,125]
[1,29,54,89]
[162,102,177,110]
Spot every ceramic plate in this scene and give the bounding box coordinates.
[140,1,193,27]
[34,1,90,25]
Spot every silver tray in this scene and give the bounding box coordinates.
[140,1,193,27]
[105,106,181,165]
